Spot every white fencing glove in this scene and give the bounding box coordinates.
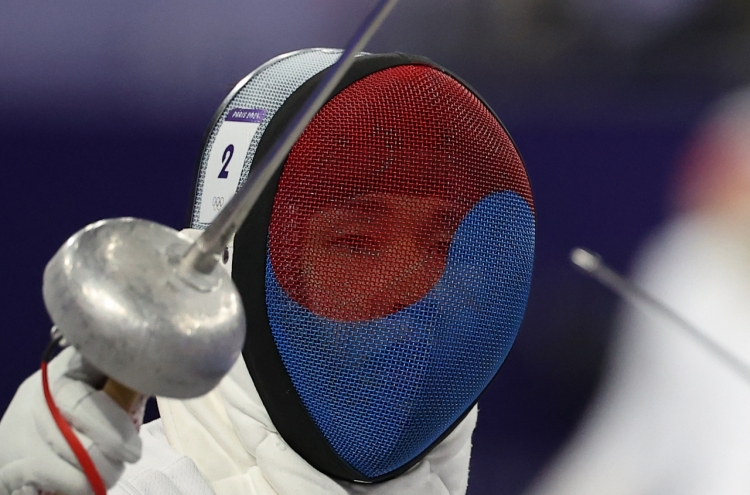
[0,346,142,495]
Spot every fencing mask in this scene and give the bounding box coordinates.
[188,48,535,483]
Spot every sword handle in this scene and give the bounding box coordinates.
[103,378,145,417]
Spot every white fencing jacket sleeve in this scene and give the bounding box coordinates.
[112,229,477,495]
[111,356,477,495]
[526,215,750,495]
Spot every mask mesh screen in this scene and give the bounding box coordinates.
[266,64,534,477]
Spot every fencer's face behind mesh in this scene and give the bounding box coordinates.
[195,50,535,482]
[296,193,455,320]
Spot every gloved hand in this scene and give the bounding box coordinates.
[0,347,142,495]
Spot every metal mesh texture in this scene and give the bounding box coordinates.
[266,65,535,477]
[190,48,341,229]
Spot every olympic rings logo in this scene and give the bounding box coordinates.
[212,196,225,211]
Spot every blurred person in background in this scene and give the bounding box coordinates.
[525,87,750,494]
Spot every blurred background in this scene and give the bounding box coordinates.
[2,0,750,493]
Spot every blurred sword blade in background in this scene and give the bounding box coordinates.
[571,246,750,386]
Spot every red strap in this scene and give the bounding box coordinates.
[41,362,107,495]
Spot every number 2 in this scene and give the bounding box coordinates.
[218,144,234,179]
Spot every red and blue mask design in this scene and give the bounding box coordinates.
[260,63,534,479]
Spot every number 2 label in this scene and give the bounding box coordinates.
[218,144,234,179]
[198,108,266,225]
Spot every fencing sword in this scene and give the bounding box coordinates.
[570,247,750,386]
[38,3,400,493]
